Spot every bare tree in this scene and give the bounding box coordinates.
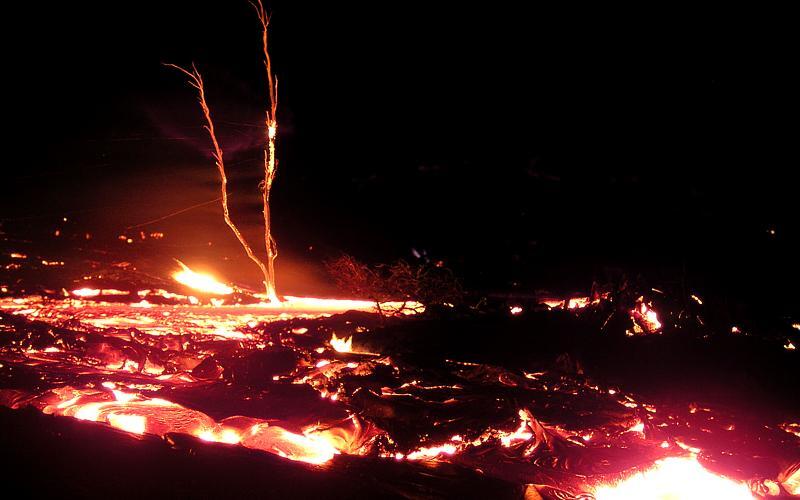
[166,0,281,302]
[326,255,463,316]
[252,0,279,303]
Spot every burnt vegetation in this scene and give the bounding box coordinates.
[325,255,463,315]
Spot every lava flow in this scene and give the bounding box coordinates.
[1,259,798,499]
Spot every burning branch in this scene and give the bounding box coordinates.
[252,0,280,303]
[164,63,274,299]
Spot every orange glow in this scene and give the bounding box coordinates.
[107,413,146,434]
[499,411,533,447]
[242,423,338,465]
[630,298,662,334]
[783,464,800,495]
[593,456,753,500]
[28,386,341,465]
[172,260,233,295]
[568,297,590,309]
[785,341,796,351]
[406,443,458,460]
[330,333,353,353]
[539,295,602,310]
[509,305,523,315]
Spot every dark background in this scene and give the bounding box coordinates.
[2,2,797,313]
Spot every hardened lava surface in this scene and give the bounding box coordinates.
[1,253,799,498]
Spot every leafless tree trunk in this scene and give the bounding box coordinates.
[252,0,279,303]
[165,63,275,300]
[165,0,282,302]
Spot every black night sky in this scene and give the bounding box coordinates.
[4,2,798,312]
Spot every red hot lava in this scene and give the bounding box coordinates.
[1,261,798,498]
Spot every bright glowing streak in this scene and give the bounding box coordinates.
[172,260,233,295]
[593,456,753,500]
[509,306,523,315]
[786,341,796,351]
[72,288,101,298]
[406,443,457,460]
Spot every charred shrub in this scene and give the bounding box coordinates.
[325,255,462,315]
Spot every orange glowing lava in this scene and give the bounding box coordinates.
[593,456,753,500]
[30,385,346,465]
[330,333,353,353]
[172,260,234,295]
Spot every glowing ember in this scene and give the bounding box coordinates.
[172,260,233,295]
[406,443,458,460]
[330,333,353,353]
[498,411,533,446]
[593,456,753,500]
[630,298,662,334]
[509,305,523,315]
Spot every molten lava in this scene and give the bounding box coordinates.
[1,257,797,498]
[172,260,234,295]
[593,456,753,500]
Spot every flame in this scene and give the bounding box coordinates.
[630,298,662,334]
[172,260,233,295]
[330,333,353,353]
[593,456,753,500]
